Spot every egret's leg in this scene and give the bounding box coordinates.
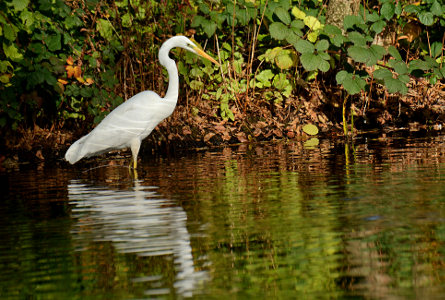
[130,139,141,169]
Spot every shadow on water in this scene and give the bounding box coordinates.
[1,135,445,299]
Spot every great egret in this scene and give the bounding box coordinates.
[65,35,219,168]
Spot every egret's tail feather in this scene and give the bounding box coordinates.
[65,135,88,164]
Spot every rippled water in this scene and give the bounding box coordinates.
[1,136,445,299]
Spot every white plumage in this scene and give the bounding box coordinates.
[65,36,219,168]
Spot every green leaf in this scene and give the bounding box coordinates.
[398,74,410,84]
[274,7,291,25]
[343,15,363,30]
[3,43,23,61]
[294,39,314,54]
[315,39,329,52]
[431,0,442,16]
[409,59,429,72]
[300,53,319,71]
[348,44,385,66]
[431,42,442,58]
[365,11,380,22]
[3,24,17,42]
[303,124,319,135]
[418,12,434,26]
[404,5,420,14]
[275,50,295,69]
[343,76,366,95]
[347,31,367,46]
[388,45,402,61]
[384,77,407,94]
[318,59,330,72]
[374,68,393,80]
[10,0,29,11]
[337,71,367,95]
[96,19,113,40]
[46,34,61,51]
[269,22,289,40]
[371,20,386,34]
[381,2,395,20]
[336,70,348,84]
[393,61,408,74]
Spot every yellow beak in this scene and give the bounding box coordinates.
[194,47,220,66]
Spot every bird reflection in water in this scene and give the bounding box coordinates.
[68,178,207,297]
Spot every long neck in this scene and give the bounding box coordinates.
[159,42,179,101]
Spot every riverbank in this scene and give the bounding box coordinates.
[1,79,444,168]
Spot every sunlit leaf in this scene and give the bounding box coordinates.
[291,7,306,20]
[303,124,319,135]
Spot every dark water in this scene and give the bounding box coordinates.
[1,136,445,299]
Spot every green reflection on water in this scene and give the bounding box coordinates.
[1,137,445,299]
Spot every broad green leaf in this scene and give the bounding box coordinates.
[318,59,330,72]
[303,124,319,135]
[65,15,82,29]
[398,74,410,84]
[431,0,442,16]
[385,77,407,94]
[374,68,393,80]
[3,43,23,61]
[365,11,380,22]
[96,19,113,40]
[275,50,295,69]
[270,22,289,40]
[315,39,329,51]
[323,24,342,36]
[348,44,385,66]
[291,7,306,20]
[10,0,29,11]
[381,2,395,20]
[300,53,319,71]
[336,70,348,84]
[431,42,442,58]
[294,39,314,54]
[388,45,402,61]
[3,24,17,42]
[203,20,217,37]
[347,31,367,46]
[343,75,366,95]
[371,20,386,34]
[404,5,420,14]
[418,12,434,26]
[121,13,132,28]
[274,7,291,25]
[46,34,61,51]
[343,15,364,30]
[393,61,408,74]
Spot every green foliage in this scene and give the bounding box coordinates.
[1,0,444,134]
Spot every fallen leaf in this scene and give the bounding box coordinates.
[302,124,319,135]
[236,132,247,143]
[35,150,44,160]
[204,132,215,142]
[66,56,74,65]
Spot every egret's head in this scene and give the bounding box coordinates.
[175,36,220,66]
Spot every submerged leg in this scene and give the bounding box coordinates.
[130,139,141,169]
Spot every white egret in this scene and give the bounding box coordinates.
[65,35,219,168]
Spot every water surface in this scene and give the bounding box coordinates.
[1,136,445,299]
